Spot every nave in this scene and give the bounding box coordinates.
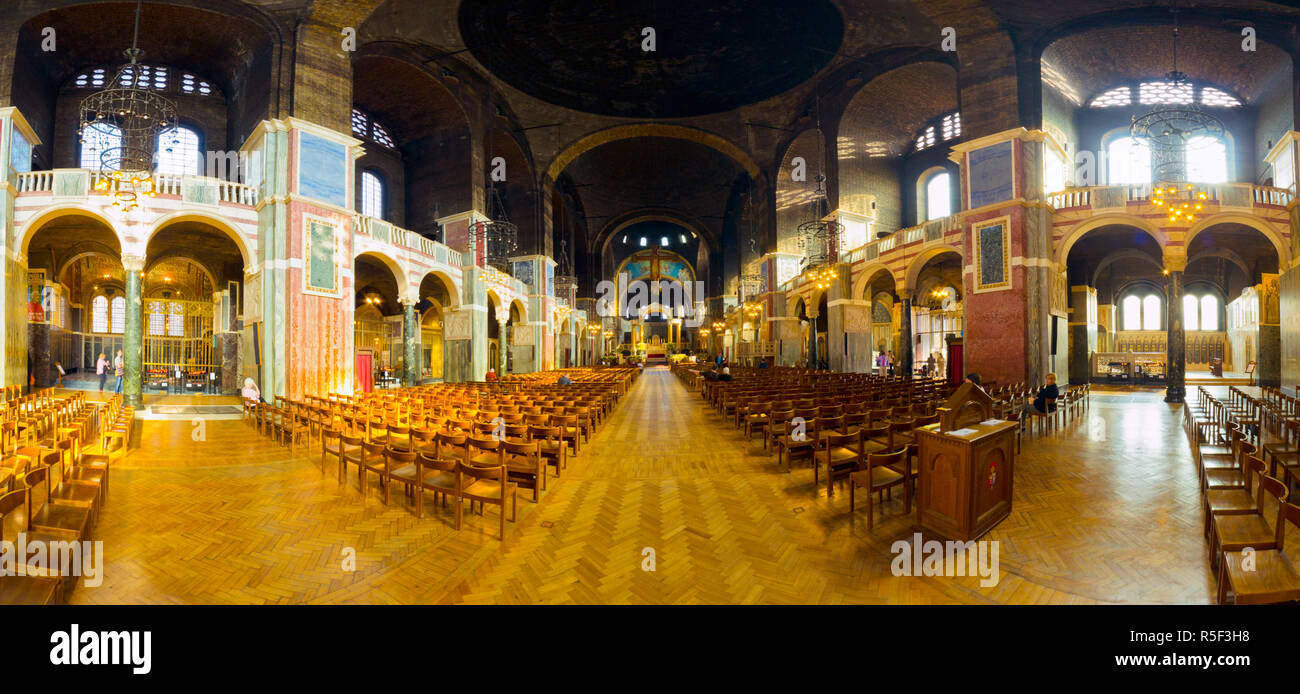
[69,368,1212,605]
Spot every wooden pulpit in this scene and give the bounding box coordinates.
[914,382,1017,541]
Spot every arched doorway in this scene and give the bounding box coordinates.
[145,221,244,395]
[416,272,456,382]
[353,253,402,391]
[24,213,122,390]
[909,250,963,378]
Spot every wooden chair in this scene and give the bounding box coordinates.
[818,428,865,497]
[457,460,517,540]
[528,424,566,478]
[1218,501,1300,605]
[502,439,544,501]
[358,440,388,497]
[1204,455,1266,538]
[382,445,418,507]
[0,489,63,604]
[848,448,909,529]
[22,466,92,540]
[775,417,817,472]
[411,450,459,520]
[1210,474,1288,570]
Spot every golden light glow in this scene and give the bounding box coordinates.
[1152,182,1209,224]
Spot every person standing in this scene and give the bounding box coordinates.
[926,353,936,377]
[113,350,124,394]
[96,352,108,392]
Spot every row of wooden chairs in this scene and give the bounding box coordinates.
[1187,386,1300,604]
[0,394,127,605]
[246,380,629,538]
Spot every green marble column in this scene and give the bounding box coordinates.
[123,255,144,407]
[498,319,509,374]
[403,300,418,386]
[806,313,818,369]
[899,298,913,379]
[1165,270,1185,403]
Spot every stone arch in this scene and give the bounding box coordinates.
[1091,248,1165,287]
[546,124,760,181]
[355,250,405,290]
[509,298,528,324]
[418,270,460,309]
[19,205,120,258]
[851,262,897,302]
[1185,213,1289,269]
[148,211,252,267]
[1055,213,1166,266]
[904,245,963,295]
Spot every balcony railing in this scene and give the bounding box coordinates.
[840,214,963,264]
[1046,182,1293,210]
[355,215,471,267]
[15,168,259,207]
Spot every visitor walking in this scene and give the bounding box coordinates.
[96,352,108,392]
[113,350,124,394]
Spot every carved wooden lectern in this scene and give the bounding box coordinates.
[914,382,1017,541]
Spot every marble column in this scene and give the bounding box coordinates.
[402,298,418,386]
[806,309,819,369]
[122,254,144,407]
[899,297,913,379]
[1165,270,1186,403]
[498,318,510,375]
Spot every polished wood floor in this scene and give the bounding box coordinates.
[70,370,1220,604]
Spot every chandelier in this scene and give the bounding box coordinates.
[1130,6,1224,184]
[554,237,578,308]
[797,175,842,271]
[742,301,762,319]
[1152,183,1207,223]
[79,0,175,212]
[472,184,519,273]
[805,265,838,291]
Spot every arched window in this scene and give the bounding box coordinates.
[157,126,201,176]
[1186,136,1228,183]
[1142,295,1162,330]
[110,296,126,335]
[1184,293,1220,331]
[360,170,384,219]
[1122,295,1142,330]
[924,171,951,221]
[1183,294,1200,331]
[91,295,109,333]
[1201,294,1219,331]
[80,123,122,170]
[1108,136,1151,185]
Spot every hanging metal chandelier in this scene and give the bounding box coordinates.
[554,237,578,314]
[1130,5,1224,184]
[797,175,842,271]
[79,0,175,212]
[472,183,519,275]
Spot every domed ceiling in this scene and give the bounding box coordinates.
[458,0,844,118]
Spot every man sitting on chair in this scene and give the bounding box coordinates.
[1025,373,1059,415]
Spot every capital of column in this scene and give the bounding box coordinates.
[121,254,146,273]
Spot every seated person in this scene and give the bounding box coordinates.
[1025,373,1059,414]
[485,368,498,382]
[242,377,263,403]
[702,364,718,381]
[719,365,732,381]
[557,373,572,385]
[964,372,981,387]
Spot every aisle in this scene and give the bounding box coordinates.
[448,367,1022,604]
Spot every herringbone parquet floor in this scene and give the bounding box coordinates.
[70,372,1217,604]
